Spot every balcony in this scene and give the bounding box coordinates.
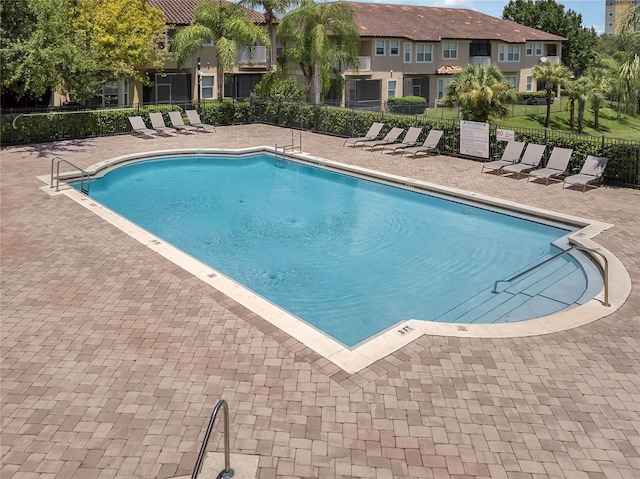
[470,56,491,66]
[345,56,371,72]
[238,46,267,67]
[545,56,561,64]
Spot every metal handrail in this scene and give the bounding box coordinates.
[191,399,234,479]
[492,244,610,307]
[275,129,302,162]
[50,157,91,194]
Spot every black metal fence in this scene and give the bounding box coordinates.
[2,98,639,188]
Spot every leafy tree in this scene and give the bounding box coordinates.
[532,60,572,127]
[73,0,166,91]
[1,0,166,103]
[252,72,305,99]
[502,0,597,75]
[278,0,359,105]
[443,65,516,122]
[172,0,270,102]
[1,0,83,101]
[238,0,299,70]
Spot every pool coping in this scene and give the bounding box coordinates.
[39,147,633,374]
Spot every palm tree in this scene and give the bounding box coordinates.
[278,0,359,105]
[572,77,590,134]
[238,0,299,70]
[585,67,610,131]
[171,0,270,102]
[444,64,516,122]
[532,60,572,128]
[616,5,640,114]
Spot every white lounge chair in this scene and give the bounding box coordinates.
[168,111,199,134]
[360,127,404,150]
[149,112,177,136]
[480,141,525,174]
[380,127,422,154]
[401,129,444,158]
[343,122,384,147]
[527,147,573,185]
[563,155,609,191]
[128,116,159,139]
[185,110,216,132]
[500,143,546,179]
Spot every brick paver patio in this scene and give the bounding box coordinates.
[2,124,639,479]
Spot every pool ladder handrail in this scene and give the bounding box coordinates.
[492,244,609,307]
[50,156,91,195]
[274,129,302,167]
[191,399,234,479]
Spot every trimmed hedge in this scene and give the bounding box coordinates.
[2,97,637,187]
[515,91,550,105]
[386,96,427,114]
[1,104,181,146]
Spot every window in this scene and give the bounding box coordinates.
[201,75,214,99]
[91,78,129,107]
[143,72,192,104]
[437,78,451,99]
[389,40,400,56]
[499,44,520,62]
[442,41,458,60]
[375,40,385,56]
[504,76,517,88]
[526,42,542,56]
[526,76,533,92]
[388,79,397,98]
[403,43,412,63]
[416,43,432,63]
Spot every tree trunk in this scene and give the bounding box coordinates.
[313,56,322,106]
[569,99,575,129]
[266,16,273,71]
[217,58,224,102]
[593,103,600,130]
[577,99,585,134]
[545,87,552,128]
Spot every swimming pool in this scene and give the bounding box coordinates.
[78,152,597,347]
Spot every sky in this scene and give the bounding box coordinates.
[366,0,605,34]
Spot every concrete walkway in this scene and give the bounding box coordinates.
[2,124,639,479]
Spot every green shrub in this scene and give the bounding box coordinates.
[515,91,550,105]
[386,96,427,114]
[252,73,305,100]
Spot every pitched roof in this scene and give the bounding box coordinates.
[150,0,266,26]
[346,2,566,43]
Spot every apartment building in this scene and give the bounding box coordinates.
[51,0,565,109]
[605,0,639,34]
[74,0,273,108]
[335,2,566,109]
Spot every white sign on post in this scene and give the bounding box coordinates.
[460,121,489,159]
[496,128,515,142]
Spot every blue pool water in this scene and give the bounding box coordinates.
[81,154,583,346]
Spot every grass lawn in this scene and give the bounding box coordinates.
[426,103,640,141]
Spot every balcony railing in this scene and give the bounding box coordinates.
[345,56,371,72]
[470,56,491,66]
[545,56,561,64]
[238,46,267,66]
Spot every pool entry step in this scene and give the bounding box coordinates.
[434,256,598,324]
